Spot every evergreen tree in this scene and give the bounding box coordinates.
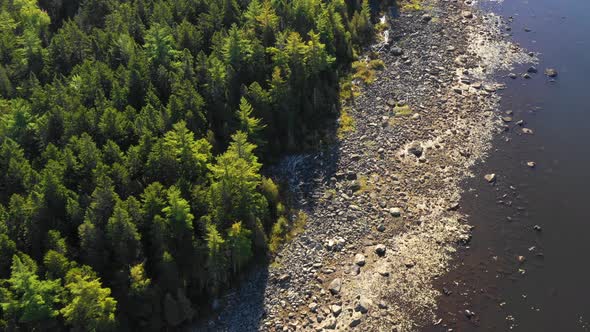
[61,266,117,331]
[0,255,62,329]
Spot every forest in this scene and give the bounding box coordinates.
[0,0,379,329]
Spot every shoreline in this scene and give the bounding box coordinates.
[201,1,532,331]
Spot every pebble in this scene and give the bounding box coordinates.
[354,254,366,266]
[331,305,342,316]
[349,312,363,327]
[484,173,497,183]
[391,47,404,56]
[375,244,387,257]
[408,142,424,157]
[462,11,473,19]
[533,225,542,232]
[544,68,558,77]
[355,296,372,314]
[328,278,342,295]
[522,128,534,135]
[527,161,536,168]
[389,207,402,217]
[308,302,318,313]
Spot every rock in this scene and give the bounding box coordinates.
[374,244,387,257]
[355,296,372,314]
[527,161,536,168]
[422,14,432,22]
[462,11,473,19]
[354,254,366,266]
[508,73,517,79]
[308,302,319,313]
[465,309,475,319]
[331,305,342,316]
[349,312,363,327]
[378,301,388,309]
[408,142,423,157]
[522,73,531,79]
[545,68,558,77]
[527,66,538,73]
[376,224,386,232]
[517,255,526,263]
[533,225,542,232]
[278,274,290,283]
[516,120,525,126]
[328,278,342,295]
[484,173,496,183]
[404,260,415,268]
[501,116,513,123]
[522,128,534,135]
[389,207,402,217]
[391,47,403,56]
[350,264,361,276]
[348,180,361,192]
[377,268,390,277]
[323,317,337,330]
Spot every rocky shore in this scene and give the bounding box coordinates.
[199,1,532,331]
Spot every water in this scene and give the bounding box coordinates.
[427,0,590,331]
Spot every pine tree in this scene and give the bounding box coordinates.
[0,255,62,329]
[61,266,117,331]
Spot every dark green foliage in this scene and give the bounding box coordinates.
[0,0,375,328]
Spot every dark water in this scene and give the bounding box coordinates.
[427,0,590,331]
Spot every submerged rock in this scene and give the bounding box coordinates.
[545,68,558,77]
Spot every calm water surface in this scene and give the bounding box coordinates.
[427,0,590,331]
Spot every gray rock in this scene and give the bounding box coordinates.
[527,161,536,168]
[376,224,386,232]
[389,207,402,217]
[462,11,473,19]
[527,66,538,73]
[348,180,361,192]
[522,128,534,135]
[331,304,342,316]
[328,278,342,295]
[408,142,423,157]
[375,244,387,257]
[355,296,372,314]
[422,14,432,22]
[349,312,362,327]
[323,316,337,329]
[545,68,558,77]
[391,47,403,56]
[354,254,366,266]
[308,302,318,313]
[484,173,496,183]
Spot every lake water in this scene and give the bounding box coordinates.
[426,0,590,331]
